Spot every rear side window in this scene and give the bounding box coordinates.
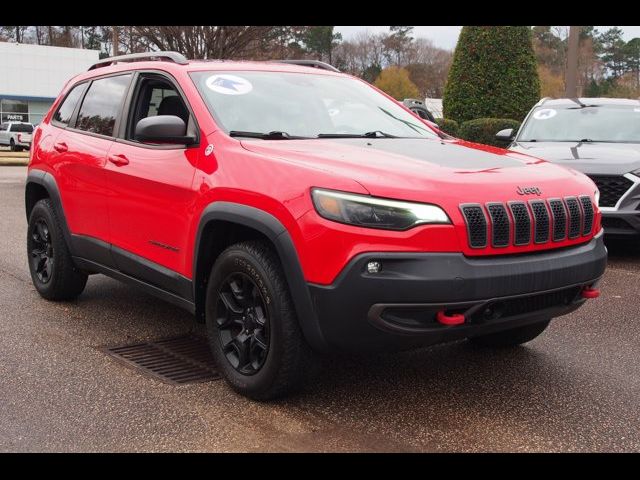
[11,124,33,133]
[76,74,132,137]
[53,83,88,127]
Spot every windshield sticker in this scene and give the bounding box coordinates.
[533,108,557,120]
[205,74,253,95]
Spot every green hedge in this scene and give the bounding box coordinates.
[443,26,540,124]
[457,118,521,147]
[434,118,459,137]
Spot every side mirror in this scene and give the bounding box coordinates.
[135,115,195,145]
[495,128,515,142]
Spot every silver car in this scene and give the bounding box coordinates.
[498,97,640,238]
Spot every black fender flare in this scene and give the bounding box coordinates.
[193,202,328,352]
[25,169,73,247]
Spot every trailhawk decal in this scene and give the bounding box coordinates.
[205,74,253,95]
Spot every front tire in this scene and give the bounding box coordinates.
[205,240,315,400]
[27,199,88,300]
[469,319,551,348]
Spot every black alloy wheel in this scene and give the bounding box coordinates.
[29,218,54,284]
[216,272,270,375]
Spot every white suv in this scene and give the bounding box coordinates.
[0,122,34,151]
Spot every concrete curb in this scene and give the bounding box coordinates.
[0,158,29,166]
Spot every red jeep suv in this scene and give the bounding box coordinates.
[25,52,607,399]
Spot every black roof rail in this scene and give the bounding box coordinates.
[270,59,340,73]
[89,51,189,70]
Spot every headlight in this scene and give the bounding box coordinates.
[311,188,450,230]
[594,189,600,206]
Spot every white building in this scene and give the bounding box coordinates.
[0,42,100,125]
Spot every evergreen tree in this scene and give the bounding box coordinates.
[443,26,540,123]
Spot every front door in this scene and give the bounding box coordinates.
[105,72,200,290]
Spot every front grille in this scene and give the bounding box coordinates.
[588,175,633,207]
[530,200,550,244]
[486,203,510,247]
[565,197,581,239]
[461,195,595,249]
[509,202,531,245]
[549,199,567,241]
[460,205,487,248]
[579,196,594,235]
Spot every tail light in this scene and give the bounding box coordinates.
[17,134,22,142]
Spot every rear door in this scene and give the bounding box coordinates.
[50,73,133,253]
[105,71,200,285]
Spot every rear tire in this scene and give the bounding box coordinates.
[10,139,17,152]
[205,240,316,400]
[469,319,550,348]
[27,199,88,300]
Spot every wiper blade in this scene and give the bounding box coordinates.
[578,138,593,142]
[566,104,599,110]
[317,130,397,139]
[363,130,397,138]
[229,130,308,140]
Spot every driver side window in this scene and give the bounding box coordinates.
[127,75,193,142]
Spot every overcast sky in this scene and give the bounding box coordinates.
[335,26,640,51]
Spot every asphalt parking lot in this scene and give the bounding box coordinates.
[1,166,639,452]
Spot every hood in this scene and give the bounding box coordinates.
[510,141,640,176]
[241,137,595,204]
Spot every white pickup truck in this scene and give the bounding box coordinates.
[0,122,34,151]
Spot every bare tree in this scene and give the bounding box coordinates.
[131,26,276,60]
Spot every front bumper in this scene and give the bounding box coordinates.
[601,211,640,236]
[599,172,640,236]
[308,233,607,352]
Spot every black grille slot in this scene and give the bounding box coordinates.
[588,175,633,207]
[530,201,550,243]
[564,197,581,239]
[579,195,594,235]
[461,205,487,248]
[501,287,582,318]
[487,203,510,247]
[508,202,531,246]
[549,199,567,241]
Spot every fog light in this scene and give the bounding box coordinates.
[367,261,382,274]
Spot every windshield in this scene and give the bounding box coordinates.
[518,104,640,143]
[190,71,438,139]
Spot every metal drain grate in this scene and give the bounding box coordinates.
[103,335,220,385]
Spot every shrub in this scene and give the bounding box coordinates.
[458,118,521,147]
[434,118,459,137]
[374,66,420,100]
[443,26,540,124]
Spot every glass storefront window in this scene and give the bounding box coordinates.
[1,99,28,113]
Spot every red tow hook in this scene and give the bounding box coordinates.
[581,286,600,299]
[436,310,465,326]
